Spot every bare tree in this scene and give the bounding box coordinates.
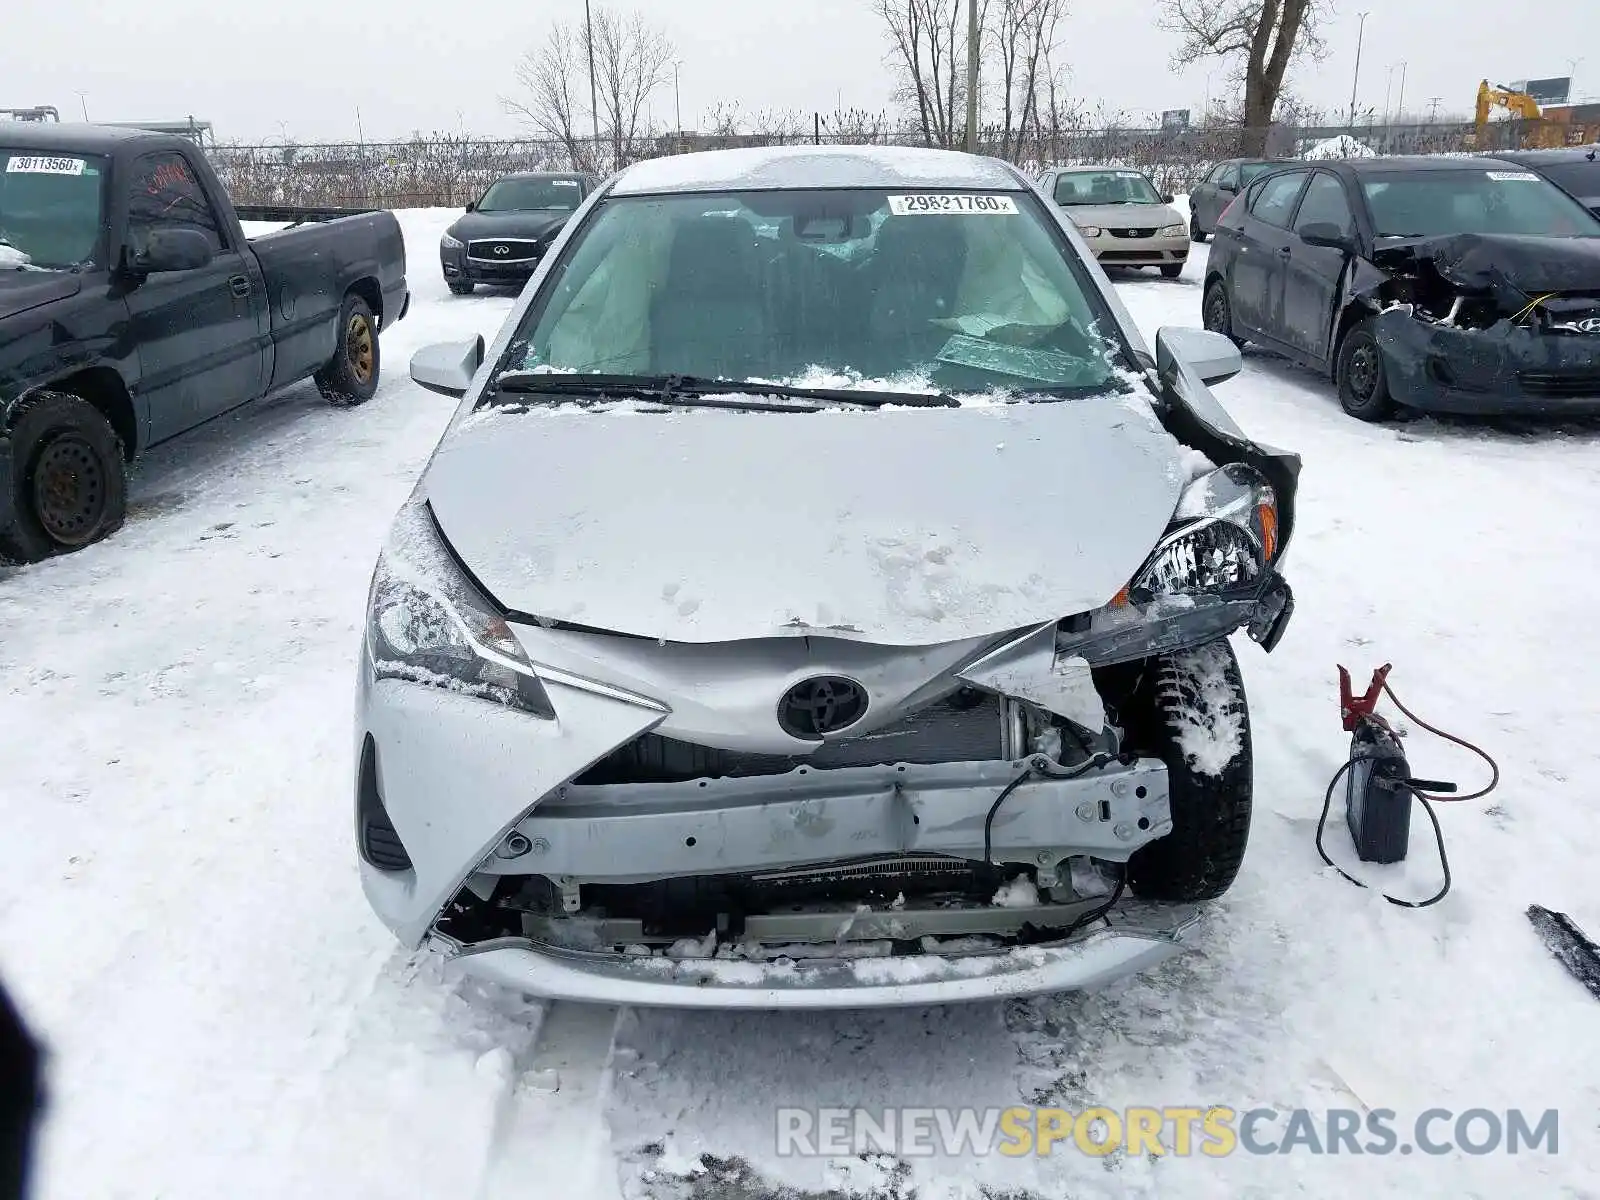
[502,23,595,171]
[987,0,1067,161]
[824,107,894,142]
[1158,0,1327,156]
[873,0,972,148]
[502,5,674,172]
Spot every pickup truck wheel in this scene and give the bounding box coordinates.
[1,392,127,563]
[315,294,381,406]
[1107,639,1254,903]
[1335,321,1396,421]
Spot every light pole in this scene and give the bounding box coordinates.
[74,91,88,121]
[674,62,681,136]
[1347,11,1369,131]
[584,0,601,164]
[1397,61,1407,120]
[964,0,978,151]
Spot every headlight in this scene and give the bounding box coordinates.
[1114,464,1278,605]
[1076,225,1104,237]
[440,233,464,250]
[365,497,555,718]
[1158,224,1187,238]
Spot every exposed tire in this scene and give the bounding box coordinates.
[1190,215,1208,243]
[1161,263,1185,279]
[1110,639,1254,903]
[0,391,127,564]
[1202,278,1245,350]
[1335,320,1396,422]
[447,279,474,296]
[314,293,380,406]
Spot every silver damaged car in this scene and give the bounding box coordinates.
[356,144,1300,1009]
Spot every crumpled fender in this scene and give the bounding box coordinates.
[1153,341,1302,557]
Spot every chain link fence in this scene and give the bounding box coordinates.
[207,119,1539,211]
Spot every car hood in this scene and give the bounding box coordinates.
[0,269,81,322]
[422,398,1189,644]
[446,210,574,242]
[1059,203,1181,231]
[1370,232,1600,307]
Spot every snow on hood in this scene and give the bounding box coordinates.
[1302,135,1376,159]
[423,397,1188,644]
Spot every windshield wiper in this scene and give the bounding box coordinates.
[488,371,961,409]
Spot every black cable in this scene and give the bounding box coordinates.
[982,765,1036,865]
[1061,861,1128,937]
[1315,758,1453,908]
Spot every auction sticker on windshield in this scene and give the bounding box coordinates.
[5,156,86,175]
[1485,171,1540,182]
[889,194,1019,215]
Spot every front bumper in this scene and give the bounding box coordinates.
[1376,310,1600,415]
[432,903,1200,1009]
[1087,234,1189,269]
[440,245,543,287]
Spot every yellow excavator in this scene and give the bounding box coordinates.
[1473,81,1569,149]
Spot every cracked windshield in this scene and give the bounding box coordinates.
[506,188,1127,398]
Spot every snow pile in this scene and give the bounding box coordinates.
[1302,134,1378,160]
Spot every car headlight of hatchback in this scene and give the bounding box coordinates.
[364,497,556,718]
[1116,464,1279,604]
[440,233,464,250]
[1158,224,1187,238]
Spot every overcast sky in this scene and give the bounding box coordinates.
[6,0,1598,143]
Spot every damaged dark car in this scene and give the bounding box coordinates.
[1204,156,1600,420]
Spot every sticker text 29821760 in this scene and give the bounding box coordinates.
[888,194,1019,215]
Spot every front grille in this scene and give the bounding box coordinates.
[1519,370,1600,398]
[467,238,541,262]
[576,690,1003,785]
[1110,227,1156,238]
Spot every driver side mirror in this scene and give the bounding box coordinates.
[1155,326,1243,387]
[125,228,213,275]
[1162,193,1175,204]
[465,201,476,212]
[410,336,486,398]
[1218,180,1238,194]
[1299,222,1355,254]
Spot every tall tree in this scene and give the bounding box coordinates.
[1159,0,1327,156]
[503,5,674,172]
[873,0,972,148]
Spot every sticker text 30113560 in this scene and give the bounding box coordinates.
[888,194,1019,216]
[6,156,87,176]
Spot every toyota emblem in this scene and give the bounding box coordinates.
[777,675,869,739]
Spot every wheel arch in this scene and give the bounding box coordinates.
[346,276,383,327]
[10,368,139,461]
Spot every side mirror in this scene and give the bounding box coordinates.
[1219,180,1238,194]
[1162,193,1175,204]
[410,336,486,399]
[1299,222,1355,254]
[127,228,213,275]
[1155,326,1243,387]
[465,201,476,212]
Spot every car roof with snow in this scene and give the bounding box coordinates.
[607,144,1028,195]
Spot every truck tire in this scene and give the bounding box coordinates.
[1335,320,1396,421]
[0,391,128,564]
[447,280,474,296]
[1110,639,1254,903]
[315,293,380,406]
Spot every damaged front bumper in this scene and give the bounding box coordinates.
[1376,309,1600,415]
[430,903,1201,1010]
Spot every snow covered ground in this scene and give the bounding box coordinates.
[3,205,1599,1200]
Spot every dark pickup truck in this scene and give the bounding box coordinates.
[0,124,410,563]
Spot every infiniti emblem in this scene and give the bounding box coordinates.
[493,244,510,256]
[778,675,868,739]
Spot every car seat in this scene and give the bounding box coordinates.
[650,216,771,379]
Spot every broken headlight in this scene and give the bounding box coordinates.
[1117,464,1279,604]
[364,497,556,718]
